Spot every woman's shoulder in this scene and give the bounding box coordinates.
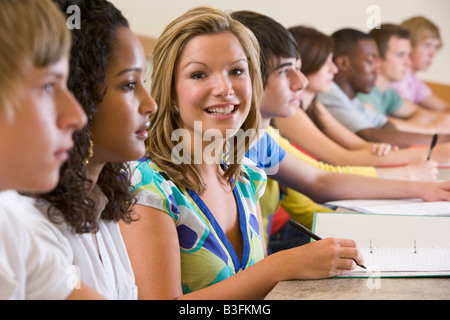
[238,158,267,200]
[128,158,188,217]
[240,157,266,181]
[129,157,168,189]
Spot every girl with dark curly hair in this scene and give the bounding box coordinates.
[32,0,157,299]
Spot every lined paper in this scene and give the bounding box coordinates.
[313,213,450,276]
[358,247,450,272]
[326,199,450,215]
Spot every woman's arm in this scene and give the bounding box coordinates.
[308,101,384,151]
[119,205,182,300]
[274,107,436,166]
[119,204,363,300]
[66,283,106,300]
[419,94,450,113]
[273,151,450,204]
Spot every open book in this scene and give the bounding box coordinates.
[312,212,450,277]
[326,199,450,215]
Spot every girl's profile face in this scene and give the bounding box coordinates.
[306,53,338,95]
[173,32,252,139]
[89,27,157,165]
[0,56,87,192]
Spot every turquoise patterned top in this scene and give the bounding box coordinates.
[129,158,267,293]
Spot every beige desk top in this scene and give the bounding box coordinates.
[265,277,450,300]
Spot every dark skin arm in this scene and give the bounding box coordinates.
[357,121,450,148]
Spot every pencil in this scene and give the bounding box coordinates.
[288,219,366,269]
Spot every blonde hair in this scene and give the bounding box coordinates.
[401,16,442,49]
[148,6,262,194]
[0,0,71,121]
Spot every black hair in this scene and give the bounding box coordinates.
[231,10,298,88]
[37,0,135,233]
[331,28,374,59]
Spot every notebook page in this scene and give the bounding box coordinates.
[358,247,450,272]
[360,201,450,215]
[326,199,450,215]
[313,213,450,248]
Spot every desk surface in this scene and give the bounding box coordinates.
[265,277,450,300]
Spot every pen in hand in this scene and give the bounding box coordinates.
[288,219,366,269]
[427,133,438,160]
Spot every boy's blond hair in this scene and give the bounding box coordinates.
[401,16,442,49]
[0,0,71,120]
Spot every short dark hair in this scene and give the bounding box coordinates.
[369,23,410,58]
[331,28,374,59]
[231,10,298,88]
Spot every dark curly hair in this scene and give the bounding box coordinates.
[36,0,135,233]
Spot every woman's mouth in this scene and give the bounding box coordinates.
[136,130,149,139]
[54,148,71,163]
[136,122,150,139]
[205,104,236,116]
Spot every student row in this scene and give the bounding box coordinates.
[2,0,450,300]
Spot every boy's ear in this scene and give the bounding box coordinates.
[334,55,351,72]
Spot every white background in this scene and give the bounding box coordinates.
[110,0,450,85]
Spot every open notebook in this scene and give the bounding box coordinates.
[326,199,450,216]
[312,212,450,277]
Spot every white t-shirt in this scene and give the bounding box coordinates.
[0,190,74,300]
[33,186,137,300]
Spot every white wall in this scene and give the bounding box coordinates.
[110,0,450,85]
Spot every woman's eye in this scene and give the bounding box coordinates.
[231,68,245,76]
[190,72,205,80]
[123,82,136,91]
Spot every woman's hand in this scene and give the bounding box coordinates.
[371,142,399,156]
[277,237,364,280]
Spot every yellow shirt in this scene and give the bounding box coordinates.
[267,126,377,177]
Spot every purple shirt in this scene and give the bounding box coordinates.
[391,68,432,104]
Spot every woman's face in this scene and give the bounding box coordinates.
[173,32,252,141]
[90,27,157,165]
[306,53,338,94]
[0,56,87,192]
[410,37,441,71]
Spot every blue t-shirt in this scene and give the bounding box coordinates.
[246,131,287,175]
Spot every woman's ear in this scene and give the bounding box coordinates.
[170,95,179,114]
